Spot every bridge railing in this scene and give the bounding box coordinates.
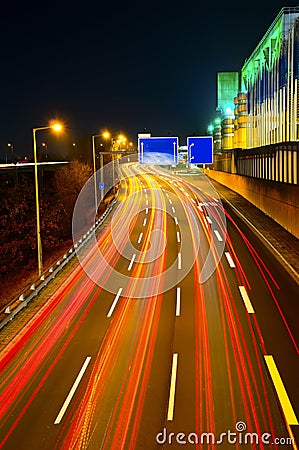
[211,142,299,185]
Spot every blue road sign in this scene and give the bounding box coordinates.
[187,136,213,164]
[138,137,179,165]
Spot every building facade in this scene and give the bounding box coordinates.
[242,7,299,148]
[212,7,299,151]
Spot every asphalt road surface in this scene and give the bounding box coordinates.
[0,163,298,449]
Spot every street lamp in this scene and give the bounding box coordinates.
[102,131,111,140]
[92,131,113,207]
[32,122,63,276]
[41,142,48,161]
[112,134,127,192]
[7,143,14,163]
[91,133,103,216]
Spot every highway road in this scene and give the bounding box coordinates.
[0,162,298,449]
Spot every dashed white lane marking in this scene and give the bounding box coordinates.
[128,254,136,271]
[137,232,143,244]
[107,288,123,317]
[178,252,182,270]
[143,218,147,227]
[54,357,91,424]
[177,231,181,243]
[174,217,178,225]
[172,206,176,214]
[176,288,181,316]
[225,252,236,268]
[214,230,223,242]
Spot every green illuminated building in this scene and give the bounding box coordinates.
[216,72,239,150]
[242,7,299,147]
[217,72,239,114]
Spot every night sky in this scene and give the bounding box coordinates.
[0,0,297,160]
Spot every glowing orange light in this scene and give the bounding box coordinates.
[51,123,63,132]
[103,131,111,139]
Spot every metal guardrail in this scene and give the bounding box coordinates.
[0,198,118,331]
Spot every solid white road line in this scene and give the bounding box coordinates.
[214,230,223,242]
[264,355,298,425]
[176,288,181,316]
[54,356,91,424]
[137,232,143,244]
[128,253,136,271]
[238,286,255,313]
[225,251,236,268]
[178,252,182,270]
[167,353,178,421]
[143,218,147,226]
[107,288,123,317]
[177,231,181,243]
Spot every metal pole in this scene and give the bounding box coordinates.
[100,154,104,201]
[33,128,43,276]
[112,140,115,194]
[92,135,98,217]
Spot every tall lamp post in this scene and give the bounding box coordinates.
[72,142,80,161]
[113,134,127,193]
[7,143,14,163]
[91,131,128,207]
[92,131,113,209]
[41,142,48,161]
[91,133,102,217]
[33,122,63,276]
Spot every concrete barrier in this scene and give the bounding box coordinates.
[204,169,299,239]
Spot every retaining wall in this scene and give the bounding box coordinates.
[204,169,299,239]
